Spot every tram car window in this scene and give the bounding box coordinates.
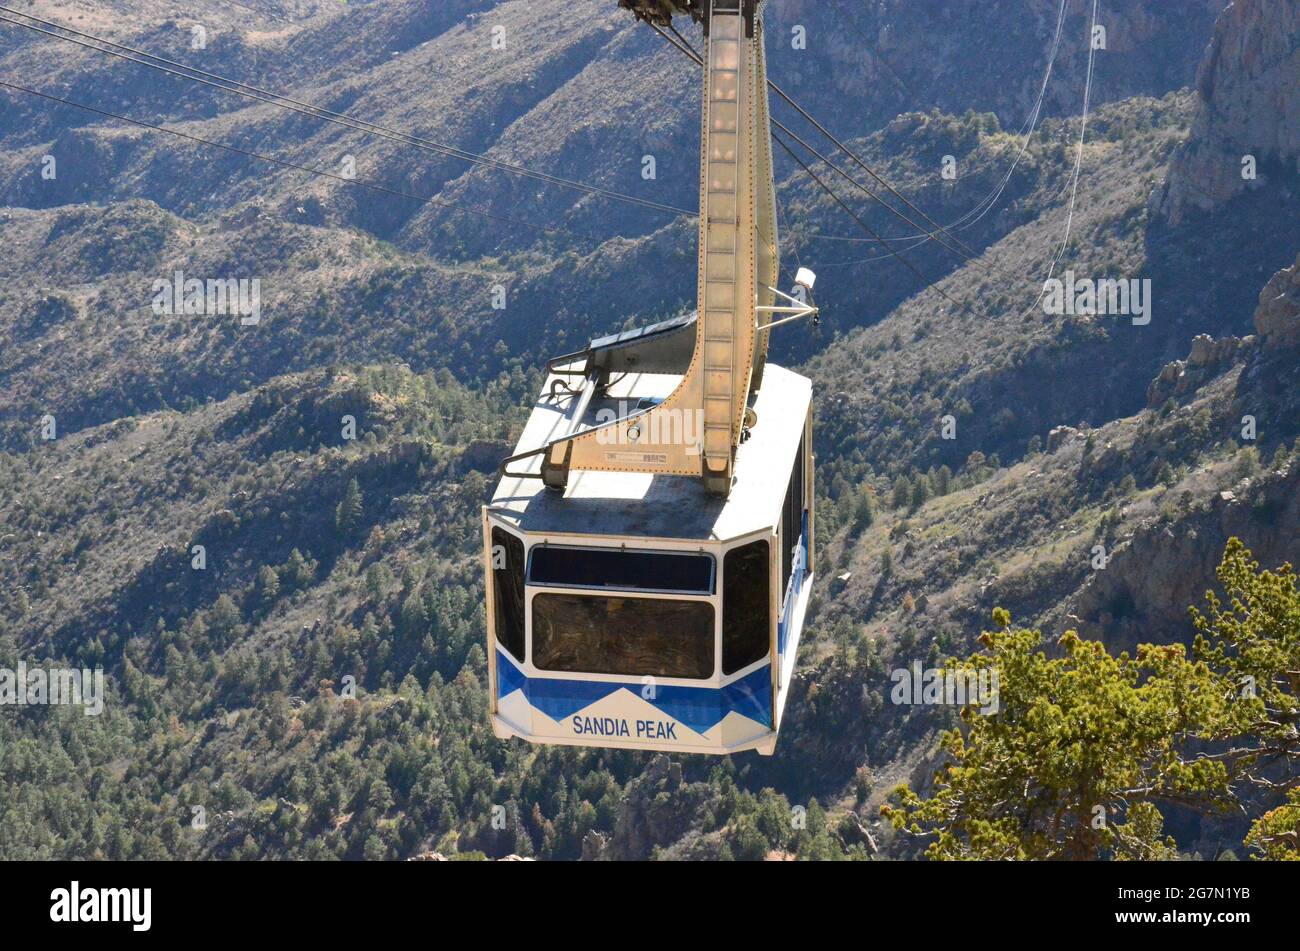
[529,546,715,594]
[532,594,715,678]
[723,540,771,675]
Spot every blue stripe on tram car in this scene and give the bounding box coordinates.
[496,650,773,734]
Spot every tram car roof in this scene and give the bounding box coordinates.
[489,362,810,544]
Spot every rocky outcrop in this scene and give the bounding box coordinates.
[1147,254,1300,406]
[1048,425,1081,452]
[1254,253,1300,348]
[1069,461,1300,654]
[1146,333,1249,407]
[1154,0,1300,224]
[1149,252,1300,405]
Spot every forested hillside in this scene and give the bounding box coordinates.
[1,0,1297,860]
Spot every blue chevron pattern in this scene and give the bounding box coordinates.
[496,650,771,734]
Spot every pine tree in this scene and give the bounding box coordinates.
[851,486,875,530]
[1192,539,1300,858]
[891,476,911,510]
[934,464,952,496]
[282,548,315,589]
[400,591,428,639]
[256,565,280,604]
[885,610,1232,859]
[336,478,364,535]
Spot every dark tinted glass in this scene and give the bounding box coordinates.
[529,546,713,594]
[782,434,806,596]
[724,540,771,675]
[532,594,714,678]
[491,528,525,662]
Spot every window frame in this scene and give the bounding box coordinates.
[520,537,724,686]
[780,430,809,609]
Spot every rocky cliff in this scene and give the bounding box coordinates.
[1080,255,1300,652]
[1154,0,1300,224]
[1254,251,1300,347]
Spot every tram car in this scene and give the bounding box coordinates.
[482,0,817,755]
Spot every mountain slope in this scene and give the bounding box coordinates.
[4,0,1299,861]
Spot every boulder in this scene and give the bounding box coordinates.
[1187,334,1218,366]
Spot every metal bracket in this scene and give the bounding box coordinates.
[756,283,819,330]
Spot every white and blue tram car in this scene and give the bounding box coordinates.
[483,0,815,755]
[484,363,813,756]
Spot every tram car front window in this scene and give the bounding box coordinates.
[722,540,770,675]
[528,545,716,678]
[532,592,715,678]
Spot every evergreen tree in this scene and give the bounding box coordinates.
[887,541,1300,860]
[256,565,281,604]
[336,478,364,535]
[885,609,1232,859]
[891,476,911,510]
[934,464,952,497]
[851,486,875,530]
[1192,539,1300,858]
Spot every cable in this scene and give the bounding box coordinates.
[653,18,978,265]
[1015,0,1101,322]
[773,114,978,264]
[647,20,967,305]
[825,0,1069,237]
[813,175,1079,269]
[937,0,1070,234]
[0,8,694,218]
[654,5,1107,321]
[799,1,1104,310]
[649,21,973,260]
[0,8,697,220]
[653,22,951,250]
[774,130,963,311]
[0,79,568,237]
[767,77,982,261]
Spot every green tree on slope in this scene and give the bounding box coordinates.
[1192,539,1300,860]
[884,609,1233,859]
[885,539,1300,859]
